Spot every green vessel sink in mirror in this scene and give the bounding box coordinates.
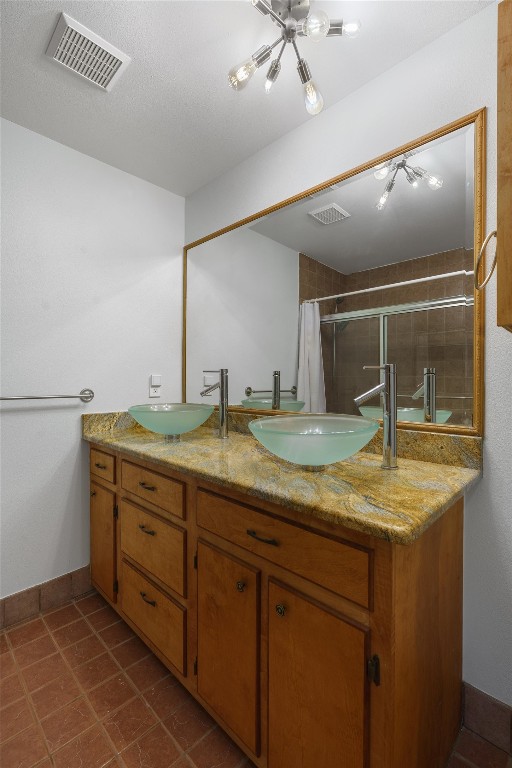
[249,414,379,468]
[358,405,452,424]
[241,398,305,412]
[128,403,214,441]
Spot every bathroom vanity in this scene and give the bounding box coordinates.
[84,415,479,768]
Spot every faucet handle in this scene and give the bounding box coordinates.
[203,369,219,374]
[363,363,396,371]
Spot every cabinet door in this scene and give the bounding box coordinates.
[197,541,260,756]
[498,0,512,331]
[90,482,116,603]
[268,580,369,768]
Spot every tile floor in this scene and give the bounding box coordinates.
[0,592,510,768]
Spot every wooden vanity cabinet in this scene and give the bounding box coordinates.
[498,0,512,331]
[90,448,118,603]
[89,446,464,768]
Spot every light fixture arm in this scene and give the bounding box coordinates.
[251,0,287,28]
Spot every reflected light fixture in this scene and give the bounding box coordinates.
[228,0,361,116]
[374,153,443,210]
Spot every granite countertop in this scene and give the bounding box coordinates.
[83,413,480,545]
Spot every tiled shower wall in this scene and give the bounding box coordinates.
[299,249,474,424]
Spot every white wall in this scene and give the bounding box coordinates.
[0,119,184,598]
[186,6,512,706]
[186,228,299,405]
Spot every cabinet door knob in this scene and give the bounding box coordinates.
[138,524,156,536]
[90,491,96,497]
[140,591,156,607]
[139,481,156,492]
[236,581,246,592]
[275,603,286,617]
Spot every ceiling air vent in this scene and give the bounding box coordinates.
[308,203,351,225]
[45,13,131,91]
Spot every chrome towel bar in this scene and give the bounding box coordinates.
[0,388,94,403]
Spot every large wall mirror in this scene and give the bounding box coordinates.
[184,110,485,435]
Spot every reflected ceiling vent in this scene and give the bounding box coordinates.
[308,203,351,225]
[45,13,131,91]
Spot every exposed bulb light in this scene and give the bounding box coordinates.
[251,0,271,16]
[303,79,324,115]
[228,58,257,90]
[297,58,323,116]
[426,173,443,190]
[342,20,361,38]
[376,178,395,210]
[404,167,419,187]
[265,58,281,93]
[374,163,391,181]
[303,10,330,42]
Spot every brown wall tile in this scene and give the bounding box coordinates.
[4,587,40,627]
[71,566,92,599]
[463,684,512,754]
[40,574,73,612]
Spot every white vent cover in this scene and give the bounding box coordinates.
[45,13,130,91]
[308,203,351,225]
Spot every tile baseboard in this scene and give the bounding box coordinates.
[463,682,512,755]
[0,566,92,629]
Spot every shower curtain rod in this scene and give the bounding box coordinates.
[303,269,474,304]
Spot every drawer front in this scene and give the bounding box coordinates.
[197,490,371,609]
[91,448,116,484]
[121,460,185,520]
[120,561,185,675]
[120,499,186,597]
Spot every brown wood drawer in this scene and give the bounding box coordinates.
[120,499,186,597]
[90,448,115,484]
[120,560,185,675]
[197,490,371,609]
[121,460,185,520]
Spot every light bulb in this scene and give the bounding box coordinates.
[228,58,257,91]
[405,167,419,187]
[426,173,443,190]
[376,191,389,210]
[374,164,390,181]
[265,59,281,93]
[304,11,330,41]
[303,80,324,115]
[342,20,361,38]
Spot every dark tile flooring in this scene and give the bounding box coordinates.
[0,592,510,768]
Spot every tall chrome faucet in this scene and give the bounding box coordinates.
[412,367,437,423]
[200,369,228,439]
[354,363,397,469]
[272,370,281,410]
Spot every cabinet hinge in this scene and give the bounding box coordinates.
[113,579,119,594]
[367,655,380,686]
[193,657,198,675]
[193,552,198,570]
[113,505,119,519]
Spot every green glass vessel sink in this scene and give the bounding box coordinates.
[358,405,452,424]
[241,398,305,412]
[249,414,379,468]
[128,403,214,441]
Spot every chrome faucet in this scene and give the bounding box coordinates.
[200,369,228,439]
[412,367,436,422]
[272,370,281,410]
[354,363,397,469]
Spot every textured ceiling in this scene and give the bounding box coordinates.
[0,0,492,197]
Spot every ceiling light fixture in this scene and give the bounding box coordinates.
[228,0,361,116]
[374,154,443,210]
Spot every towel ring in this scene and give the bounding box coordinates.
[474,229,497,290]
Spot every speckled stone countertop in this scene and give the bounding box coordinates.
[83,413,480,545]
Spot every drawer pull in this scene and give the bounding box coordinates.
[247,529,279,547]
[138,524,156,536]
[139,481,156,492]
[236,580,246,592]
[90,491,96,497]
[140,591,157,607]
[95,462,107,470]
[275,603,286,617]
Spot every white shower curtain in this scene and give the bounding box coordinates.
[297,302,326,413]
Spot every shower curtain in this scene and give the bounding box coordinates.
[297,302,326,413]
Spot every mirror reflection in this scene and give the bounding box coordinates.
[186,121,478,429]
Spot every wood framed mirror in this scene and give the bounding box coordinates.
[183,109,485,436]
